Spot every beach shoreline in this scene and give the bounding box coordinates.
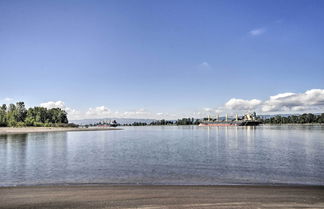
[0,127,122,135]
[0,184,323,208]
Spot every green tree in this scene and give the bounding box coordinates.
[7,103,17,126]
[25,108,36,126]
[34,107,48,123]
[262,113,322,124]
[0,104,7,127]
[16,102,27,123]
[318,113,324,123]
[0,102,70,127]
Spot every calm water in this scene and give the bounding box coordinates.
[0,125,324,186]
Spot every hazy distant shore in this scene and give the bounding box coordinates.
[261,123,324,125]
[0,185,323,209]
[0,127,122,135]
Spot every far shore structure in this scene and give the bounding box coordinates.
[199,112,261,126]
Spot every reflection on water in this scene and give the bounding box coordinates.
[0,125,324,186]
[0,132,68,186]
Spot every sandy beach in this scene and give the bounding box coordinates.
[0,185,323,209]
[0,127,122,135]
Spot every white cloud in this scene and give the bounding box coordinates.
[85,106,112,119]
[40,101,66,109]
[2,97,14,103]
[249,27,266,36]
[199,89,324,116]
[38,102,174,120]
[225,98,262,111]
[38,89,324,121]
[261,89,324,112]
[198,62,211,70]
[122,108,157,118]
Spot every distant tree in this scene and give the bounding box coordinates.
[34,107,47,123]
[7,103,17,126]
[150,119,174,125]
[25,108,35,126]
[176,118,194,125]
[16,102,27,122]
[0,102,69,127]
[0,104,7,127]
[47,108,68,123]
[318,113,324,123]
[261,113,322,124]
[132,122,147,126]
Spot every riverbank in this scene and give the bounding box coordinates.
[0,185,323,208]
[0,127,122,135]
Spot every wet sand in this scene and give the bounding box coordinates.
[0,127,122,135]
[0,185,323,209]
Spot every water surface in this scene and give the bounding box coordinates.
[1,125,324,186]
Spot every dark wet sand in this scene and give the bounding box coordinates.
[1,185,324,209]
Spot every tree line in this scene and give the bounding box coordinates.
[261,113,324,124]
[0,102,72,127]
[124,114,324,126]
[124,118,200,126]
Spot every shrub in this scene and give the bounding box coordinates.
[33,122,44,127]
[16,122,26,127]
[8,121,17,127]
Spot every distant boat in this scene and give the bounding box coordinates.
[199,113,261,126]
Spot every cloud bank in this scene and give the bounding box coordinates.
[261,89,324,112]
[40,101,171,120]
[204,89,324,115]
[37,89,324,120]
[225,98,262,111]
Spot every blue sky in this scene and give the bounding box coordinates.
[0,0,324,119]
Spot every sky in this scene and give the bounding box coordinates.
[0,0,324,120]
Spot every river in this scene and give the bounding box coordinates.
[0,125,323,186]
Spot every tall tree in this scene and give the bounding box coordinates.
[0,104,7,127]
[16,102,27,122]
[7,103,17,126]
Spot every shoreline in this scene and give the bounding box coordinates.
[2,181,324,188]
[261,123,324,126]
[0,127,122,135]
[1,184,323,208]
